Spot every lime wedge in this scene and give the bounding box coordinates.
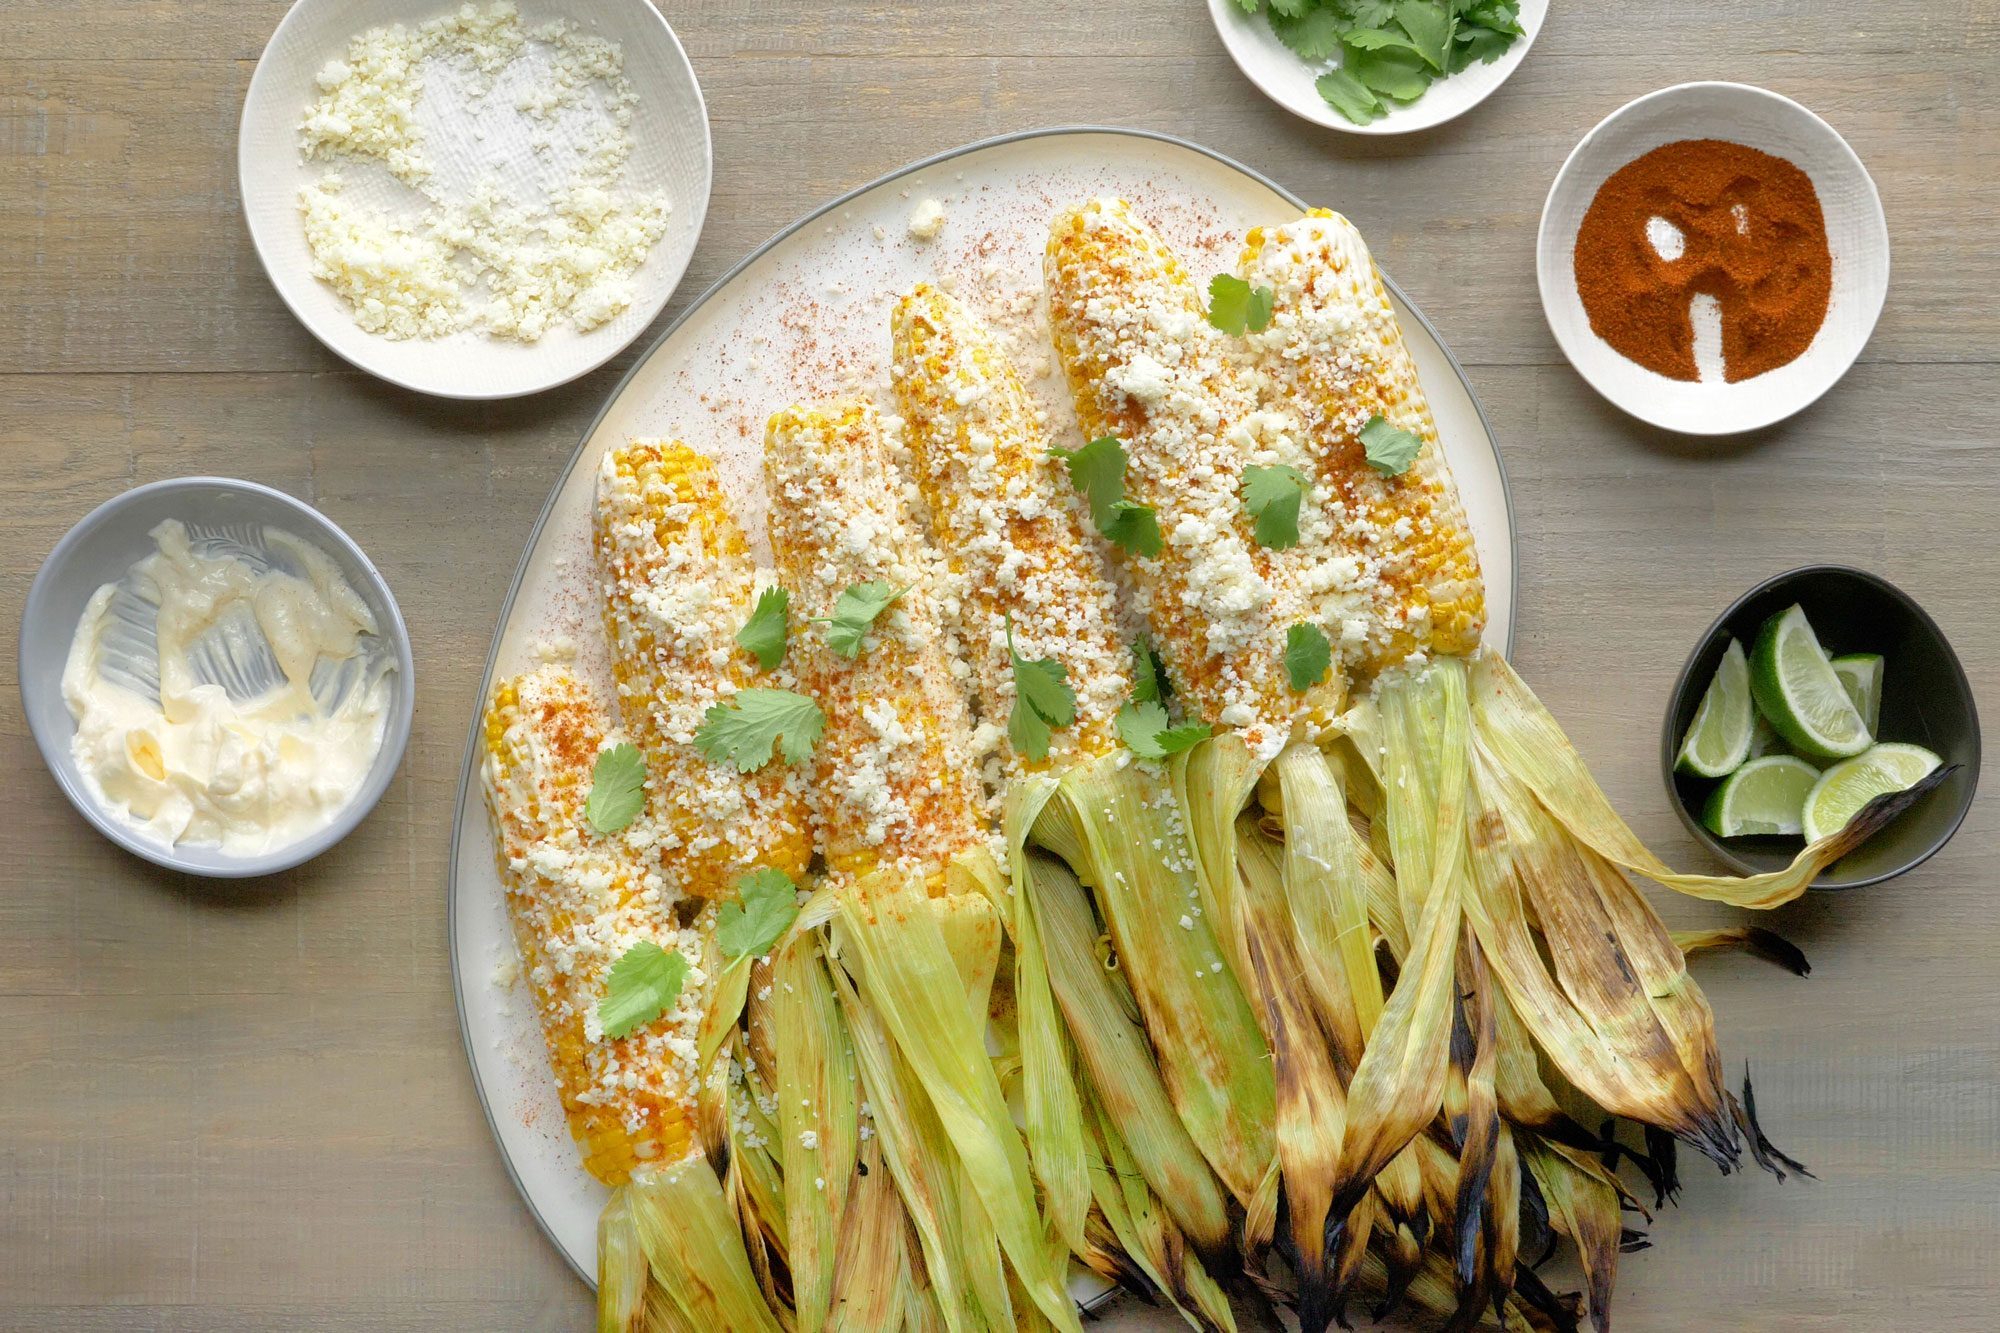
[1702,755,1821,837]
[1830,653,1884,735]
[1750,605,1872,761]
[1676,638,1753,777]
[1801,742,1942,843]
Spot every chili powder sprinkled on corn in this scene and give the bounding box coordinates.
[1574,138,1832,383]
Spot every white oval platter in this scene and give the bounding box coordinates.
[447,126,1518,1292]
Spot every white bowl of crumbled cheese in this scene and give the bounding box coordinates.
[20,478,416,879]
[239,0,711,399]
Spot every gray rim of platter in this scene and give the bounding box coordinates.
[447,124,1519,1295]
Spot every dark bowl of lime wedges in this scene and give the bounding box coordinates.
[1661,566,1979,890]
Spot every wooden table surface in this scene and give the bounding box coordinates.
[4,2,1996,1328]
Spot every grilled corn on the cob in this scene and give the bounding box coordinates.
[482,665,702,1185]
[1238,211,1485,678]
[484,664,782,1333]
[890,283,1131,772]
[593,440,814,896]
[891,283,1275,1226]
[1045,197,1344,759]
[763,399,987,887]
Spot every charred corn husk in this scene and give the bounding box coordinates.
[1028,853,1235,1257]
[1237,211,1484,679]
[1045,197,1345,757]
[594,440,814,897]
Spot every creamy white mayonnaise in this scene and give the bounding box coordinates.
[61,519,393,856]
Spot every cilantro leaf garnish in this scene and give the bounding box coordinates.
[1272,6,1348,60]
[1450,26,1507,70]
[599,941,689,1040]
[1463,0,1523,36]
[693,687,826,772]
[1360,414,1424,476]
[1102,500,1163,558]
[1390,0,1450,69]
[584,743,647,835]
[819,581,906,659]
[1052,436,1162,558]
[716,867,799,962]
[1051,436,1129,530]
[736,586,791,670]
[1131,637,1172,705]
[1317,69,1384,125]
[1343,26,1430,63]
[1285,622,1334,692]
[1206,274,1275,337]
[1006,615,1077,763]
[1346,43,1433,101]
[1242,463,1311,550]
[1116,701,1212,760]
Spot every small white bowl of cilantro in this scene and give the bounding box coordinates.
[1210,0,1545,134]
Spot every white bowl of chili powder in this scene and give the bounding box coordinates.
[1537,82,1889,436]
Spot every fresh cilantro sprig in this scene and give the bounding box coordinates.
[818,581,907,659]
[736,586,791,670]
[1241,463,1311,550]
[1116,701,1212,760]
[1006,615,1077,763]
[1116,637,1206,759]
[1285,622,1334,692]
[599,941,689,1040]
[1359,414,1423,476]
[694,687,825,772]
[1206,274,1275,336]
[1244,0,1527,125]
[1101,501,1162,557]
[1051,436,1162,558]
[584,743,647,835]
[716,867,799,963]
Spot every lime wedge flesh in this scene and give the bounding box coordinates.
[1750,605,1872,761]
[1702,755,1820,837]
[1830,653,1884,735]
[1801,742,1942,843]
[1677,638,1754,777]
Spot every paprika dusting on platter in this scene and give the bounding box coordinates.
[1574,138,1832,383]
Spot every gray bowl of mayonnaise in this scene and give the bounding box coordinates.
[20,477,414,878]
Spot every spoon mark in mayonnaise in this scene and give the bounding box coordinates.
[62,519,394,856]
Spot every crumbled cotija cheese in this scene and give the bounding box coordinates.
[296,2,671,342]
[907,198,947,242]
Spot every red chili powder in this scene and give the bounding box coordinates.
[1573,139,1832,383]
